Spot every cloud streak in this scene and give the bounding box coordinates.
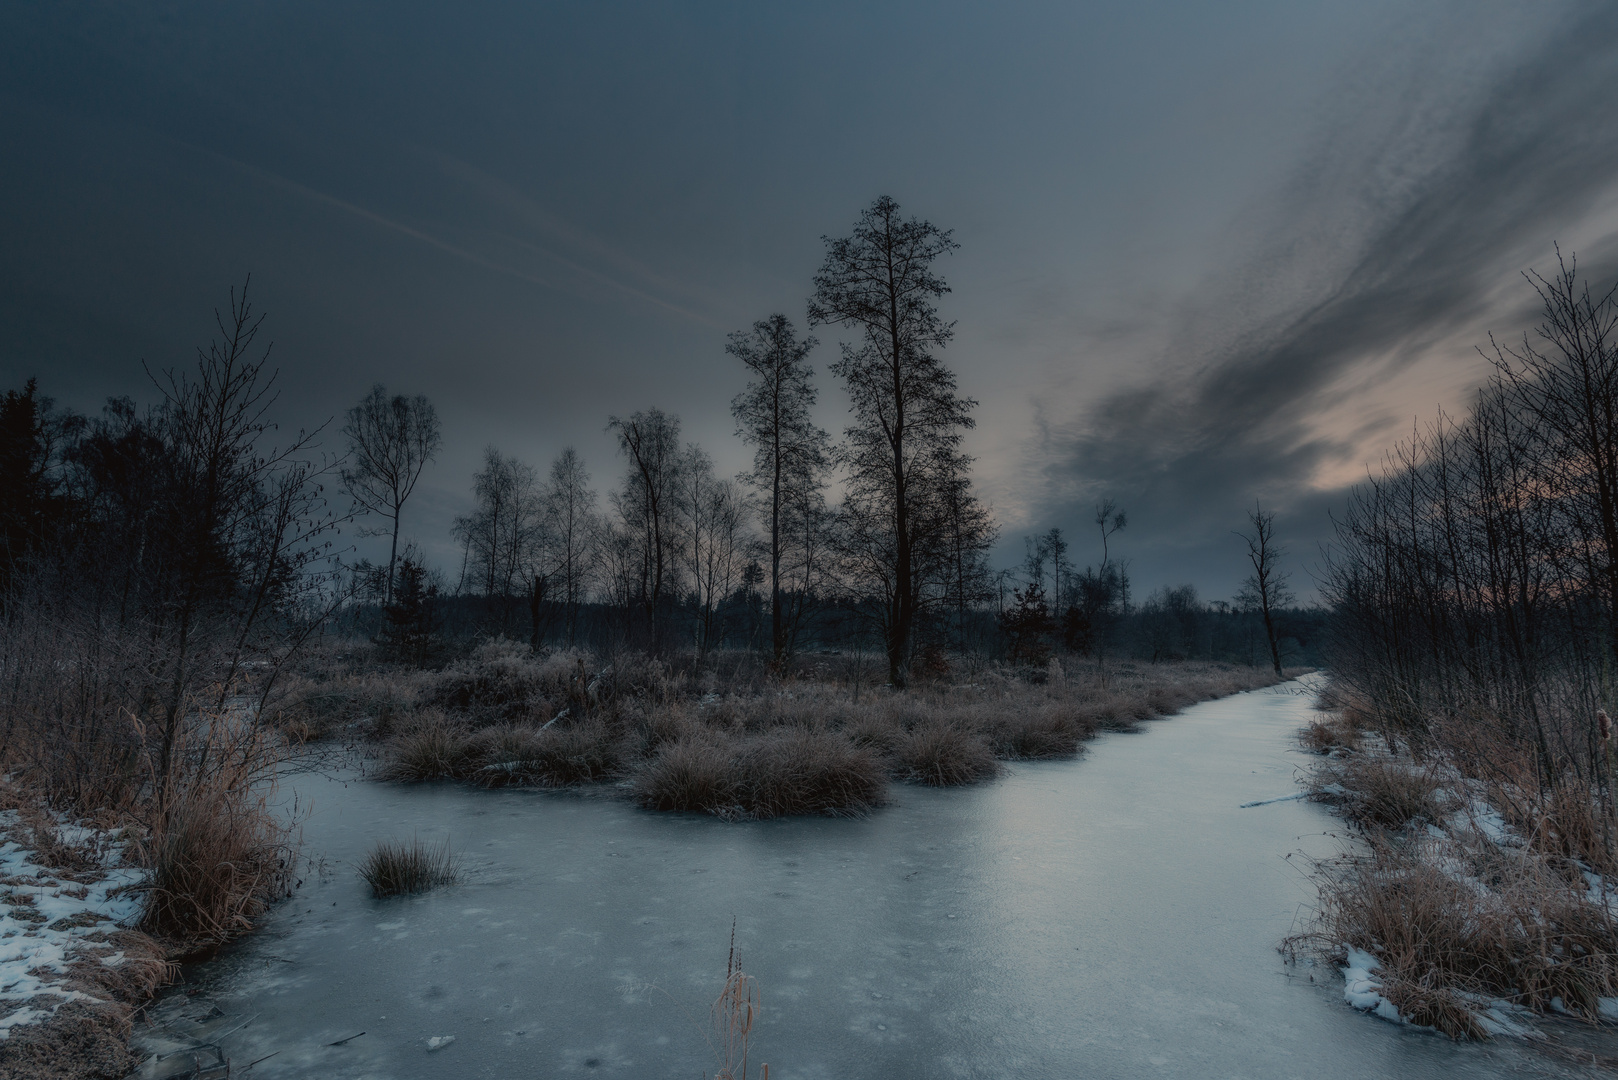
[1038,1,1618,563]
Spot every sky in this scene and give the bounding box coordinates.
[5,0,1618,603]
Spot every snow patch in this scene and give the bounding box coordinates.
[0,809,148,1040]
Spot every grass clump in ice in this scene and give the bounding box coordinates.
[358,837,459,897]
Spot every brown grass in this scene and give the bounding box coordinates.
[894,722,1002,786]
[1308,755,1456,832]
[1292,836,1618,1038]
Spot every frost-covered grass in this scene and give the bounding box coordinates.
[359,641,1292,819]
[1291,705,1618,1040]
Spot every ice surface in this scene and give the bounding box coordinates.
[127,677,1594,1078]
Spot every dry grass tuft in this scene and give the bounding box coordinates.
[358,837,459,897]
[139,780,295,948]
[633,730,887,819]
[895,722,1001,786]
[1309,755,1454,831]
[469,720,623,787]
[1298,714,1362,754]
[378,710,473,781]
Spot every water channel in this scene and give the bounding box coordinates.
[133,679,1610,1077]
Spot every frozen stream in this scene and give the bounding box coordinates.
[134,679,1605,1077]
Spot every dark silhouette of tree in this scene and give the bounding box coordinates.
[341,384,441,605]
[809,195,981,686]
[376,554,439,666]
[609,409,683,650]
[543,447,598,646]
[1237,503,1293,676]
[729,313,828,665]
[998,584,1054,666]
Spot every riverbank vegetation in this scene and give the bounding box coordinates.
[1293,255,1618,1039]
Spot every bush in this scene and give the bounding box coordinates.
[358,837,458,897]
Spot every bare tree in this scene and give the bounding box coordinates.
[609,408,683,649]
[1094,499,1127,571]
[676,446,751,662]
[453,447,545,612]
[1237,502,1293,677]
[809,195,978,686]
[340,384,441,604]
[543,447,598,646]
[729,313,828,664]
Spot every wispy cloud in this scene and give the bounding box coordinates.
[1038,1,1618,547]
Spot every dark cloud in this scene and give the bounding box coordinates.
[1036,1,1618,599]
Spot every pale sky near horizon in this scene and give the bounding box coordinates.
[6,1,1618,602]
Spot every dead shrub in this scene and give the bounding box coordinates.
[357,837,458,897]
[896,722,1000,786]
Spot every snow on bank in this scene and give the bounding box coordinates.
[0,810,148,1038]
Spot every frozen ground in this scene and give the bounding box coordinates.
[131,678,1614,1078]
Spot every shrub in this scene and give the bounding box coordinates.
[358,837,458,897]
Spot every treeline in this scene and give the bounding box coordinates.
[352,197,999,685]
[1325,253,1618,792]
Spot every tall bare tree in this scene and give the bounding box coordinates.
[609,408,683,649]
[729,313,828,664]
[1237,502,1293,677]
[676,445,751,662]
[341,384,441,604]
[810,195,978,686]
[543,447,598,646]
[453,447,545,605]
